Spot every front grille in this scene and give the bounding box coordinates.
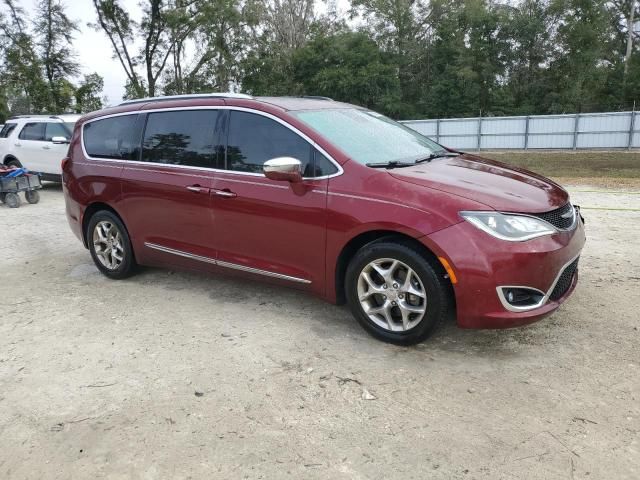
[549,258,579,301]
[532,203,575,230]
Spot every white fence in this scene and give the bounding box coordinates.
[402,111,640,150]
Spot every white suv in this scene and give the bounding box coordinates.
[0,114,80,180]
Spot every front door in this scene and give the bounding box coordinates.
[210,109,338,290]
[119,108,224,268]
[42,122,73,174]
[15,121,47,172]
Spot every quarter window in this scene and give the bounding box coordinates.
[19,122,45,141]
[0,123,17,138]
[313,150,339,177]
[84,115,141,160]
[141,110,219,168]
[226,111,312,174]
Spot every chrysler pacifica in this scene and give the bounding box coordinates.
[63,94,586,344]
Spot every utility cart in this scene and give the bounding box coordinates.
[0,169,42,208]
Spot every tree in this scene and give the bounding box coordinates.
[75,73,105,112]
[500,0,557,114]
[92,0,146,98]
[0,0,49,113]
[291,32,400,115]
[34,0,80,112]
[546,0,614,112]
[350,0,434,116]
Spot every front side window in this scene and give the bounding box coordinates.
[0,122,17,138]
[84,114,141,160]
[226,111,312,174]
[291,108,443,165]
[45,122,70,141]
[141,110,219,168]
[19,122,46,141]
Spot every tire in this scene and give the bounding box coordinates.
[4,192,20,208]
[25,190,40,204]
[6,159,21,169]
[345,240,450,345]
[87,210,136,279]
[0,193,5,204]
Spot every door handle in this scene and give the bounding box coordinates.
[212,189,237,198]
[42,145,51,150]
[14,143,21,147]
[186,185,208,193]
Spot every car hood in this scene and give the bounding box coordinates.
[388,153,569,213]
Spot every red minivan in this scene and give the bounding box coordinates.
[63,94,586,344]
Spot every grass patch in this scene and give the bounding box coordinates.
[481,150,640,188]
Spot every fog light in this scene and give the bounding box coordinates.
[501,287,544,308]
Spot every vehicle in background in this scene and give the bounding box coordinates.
[0,114,80,181]
[63,94,586,345]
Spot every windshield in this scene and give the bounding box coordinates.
[291,108,444,165]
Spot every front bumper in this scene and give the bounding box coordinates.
[423,214,586,329]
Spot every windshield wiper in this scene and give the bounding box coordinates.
[415,151,461,164]
[365,161,415,169]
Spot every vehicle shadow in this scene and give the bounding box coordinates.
[41,181,63,192]
[130,265,559,359]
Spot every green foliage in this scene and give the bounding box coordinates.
[3,0,639,119]
[292,32,400,114]
[0,0,106,117]
[75,73,105,113]
[34,0,81,112]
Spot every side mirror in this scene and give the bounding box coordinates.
[51,136,69,144]
[263,157,303,183]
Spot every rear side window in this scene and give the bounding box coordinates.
[0,123,17,138]
[19,122,45,141]
[226,111,312,174]
[45,122,70,141]
[141,110,219,168]
[84,115,141,160]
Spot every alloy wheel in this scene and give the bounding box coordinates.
[92,220,125,270]
[357,258,427,332]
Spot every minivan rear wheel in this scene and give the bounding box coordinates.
[87,210,136,279]
[345,241,450,345]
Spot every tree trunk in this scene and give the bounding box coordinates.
[624,0,636,79]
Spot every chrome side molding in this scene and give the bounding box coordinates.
[144,242,311,284]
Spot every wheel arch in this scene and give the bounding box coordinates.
[334,230,449,305]
[3,155,20,166]
[81,202,128,248]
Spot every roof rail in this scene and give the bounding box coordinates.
[119,93,254,106]
[300,96,334,101]
[7,113,76,120]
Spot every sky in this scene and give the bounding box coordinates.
[17,0,350,107]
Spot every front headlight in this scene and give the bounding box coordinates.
[460,211,556,241]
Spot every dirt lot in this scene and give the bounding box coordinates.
[1,182,638,479]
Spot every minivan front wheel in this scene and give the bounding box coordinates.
[345,241,450,345]
[87,211,136,279]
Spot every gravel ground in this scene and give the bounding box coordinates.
[1,182,638,479]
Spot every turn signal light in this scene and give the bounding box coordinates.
[438,256,458,284]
